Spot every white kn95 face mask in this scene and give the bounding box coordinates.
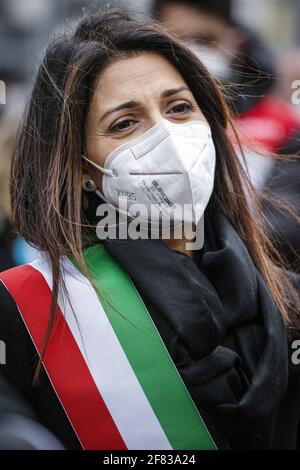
[82,119,216,227]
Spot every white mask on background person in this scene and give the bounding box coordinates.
[82,119,216,227]
[186,41,232,81]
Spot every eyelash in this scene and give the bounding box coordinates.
[109,102,194,134]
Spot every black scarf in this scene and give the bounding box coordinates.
[102,210,289,449]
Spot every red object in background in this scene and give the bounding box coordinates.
[232,96,300,153]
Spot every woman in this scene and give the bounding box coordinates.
[0,7,300,450]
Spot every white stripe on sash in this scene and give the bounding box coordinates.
[30,254,172,450]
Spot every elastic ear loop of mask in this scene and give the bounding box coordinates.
[81,155,125,228]
[81,154,115,203]
[81,155,114,176]
[82,154,148,230]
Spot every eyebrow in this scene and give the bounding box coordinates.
[98,86,191,123]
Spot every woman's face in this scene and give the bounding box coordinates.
[84,51,206,188]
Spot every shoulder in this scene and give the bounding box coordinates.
[0,262,50,355]
[0,265,31,327]
[0,264,46,329]
[0,263,43,290]
[0,263,50,317]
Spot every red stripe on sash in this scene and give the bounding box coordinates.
[0,265,127,450]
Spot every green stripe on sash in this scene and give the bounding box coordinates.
[74,244,217,450]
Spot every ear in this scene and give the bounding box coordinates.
[82,174,96,192]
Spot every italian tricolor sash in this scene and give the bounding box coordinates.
[0,244,217,450]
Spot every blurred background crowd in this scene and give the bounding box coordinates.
[1,0,300,273]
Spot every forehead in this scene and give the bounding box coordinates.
[90,52,188,109]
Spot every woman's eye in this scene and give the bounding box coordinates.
[168,102,193,115]
[110,119,136,133]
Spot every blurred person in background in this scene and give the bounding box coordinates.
[152,0,276,116]
[273,49,300,119]
[0,116,15,271]
[0,116,37,271]
[152,0,300,272]
[0,6,300,450]
[0,67,37,271]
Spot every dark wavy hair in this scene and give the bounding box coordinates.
[10,6,300,381]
